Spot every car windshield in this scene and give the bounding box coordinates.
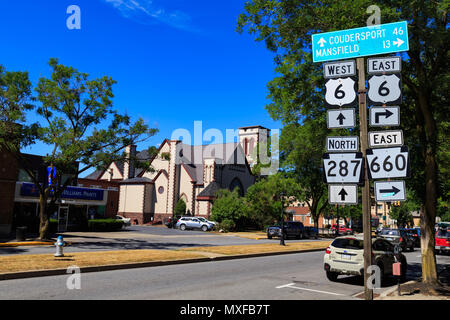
[437,230,448,238]
[331,238,364,250]
[381,229,400,236]
[198,217,206,222]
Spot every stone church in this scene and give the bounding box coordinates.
[85,126,270,224]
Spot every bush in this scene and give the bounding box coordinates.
[217,219,236,232]
[88,219,124,232]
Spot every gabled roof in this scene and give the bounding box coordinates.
[197,181,221,199]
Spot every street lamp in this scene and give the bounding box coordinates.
[280,192,286,246]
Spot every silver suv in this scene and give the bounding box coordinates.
[175,217,213,232]
[324,235,407,283]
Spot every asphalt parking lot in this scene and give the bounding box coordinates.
[0,225,325,256]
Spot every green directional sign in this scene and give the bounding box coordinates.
[312,21,409,63]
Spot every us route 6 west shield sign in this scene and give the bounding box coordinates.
[366,146,410,180]
[323,152,364,184]
[325,77,357,107]
[328,184,358,205]
[367,74,402,105]
[374,180,406,202]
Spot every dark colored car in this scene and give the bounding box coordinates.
[303,226,319,239]
[404,228,420,247]
[379,228,415,252]
[164,216,181,228]
[267,221,305,240]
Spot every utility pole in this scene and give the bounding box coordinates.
[357,57,373,301]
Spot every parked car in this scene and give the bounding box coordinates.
[324,235,407,283]
[303,226,319,239]
[330,224,353,235]
[404,228,421,247]
[175,216,213,232]
[378,228,415,252]
[435,228,450,255]
[164,216,181,228]
[197,217,217,227]
[115,215,131,227]
[267,221,305,240]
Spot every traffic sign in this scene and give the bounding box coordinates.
[327,108,356,129]
[368,130,403,148]
[374,180,406,202]
[312,21,409,63]
[369,106,400,127]
[325,78,357,107]
[366,146,409,180]
[323,60,356,79]
[368,56,401,74]
[367,74,402,105]
[326,136,359,152]
[323,152,364,184]
[329,185,358,205]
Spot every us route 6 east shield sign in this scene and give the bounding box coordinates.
[367,74,402,105]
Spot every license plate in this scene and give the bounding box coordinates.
[342,254,352,260]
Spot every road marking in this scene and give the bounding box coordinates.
[276,283,345,296]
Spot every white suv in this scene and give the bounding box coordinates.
[323,235,407,283]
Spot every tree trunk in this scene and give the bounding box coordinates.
[39,193,50,240]
[417,91,439,285]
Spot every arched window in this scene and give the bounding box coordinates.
[229,178,244,197]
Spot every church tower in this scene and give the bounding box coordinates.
[238,126,270,168]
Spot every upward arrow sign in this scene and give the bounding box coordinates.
[338,188,348,201]
[336,113,346,125]
[318,37,326,47]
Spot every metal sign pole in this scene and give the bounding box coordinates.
[357,57,373,300]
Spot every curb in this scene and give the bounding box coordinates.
[378,280,417,298]
[0,247,327,281]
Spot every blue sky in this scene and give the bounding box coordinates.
[0,0,280,171]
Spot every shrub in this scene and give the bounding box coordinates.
[217,219,236,232]
[88,219,123,232]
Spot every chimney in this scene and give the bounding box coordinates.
[123,145,137,180]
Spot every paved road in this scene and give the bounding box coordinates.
[0,250,448,300]
[0,226,324,256]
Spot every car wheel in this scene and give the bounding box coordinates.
[326,271,338,282]
[201,225,208,232]
[180,224,186,231]
[268,235,272,239]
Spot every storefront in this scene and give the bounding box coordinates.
[13,182,108,232]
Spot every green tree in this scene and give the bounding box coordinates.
[174,198,187,217]
[237,0,449,286]
[210,189,246,231]
[0,58,158,239]
[245,173,300,229]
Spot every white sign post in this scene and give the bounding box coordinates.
[327,108,356,128]
[369,106,400,127]
[374,180,406,202]
[366,146,409,180]
[325,78,357,107]
[367,56,401,74]
[326,136,359,152]
[323,153,364,184]
[368,130,403,148]
[329,185,358,205]
[367,74,402,105]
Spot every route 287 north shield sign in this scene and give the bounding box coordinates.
[323,152,364,184]
[325,77,357,107]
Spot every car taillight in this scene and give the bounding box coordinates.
[400,237,403,242]
[325,247,331,254]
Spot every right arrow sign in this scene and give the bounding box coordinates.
[374,181,406,202]
[369,106,400,127]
